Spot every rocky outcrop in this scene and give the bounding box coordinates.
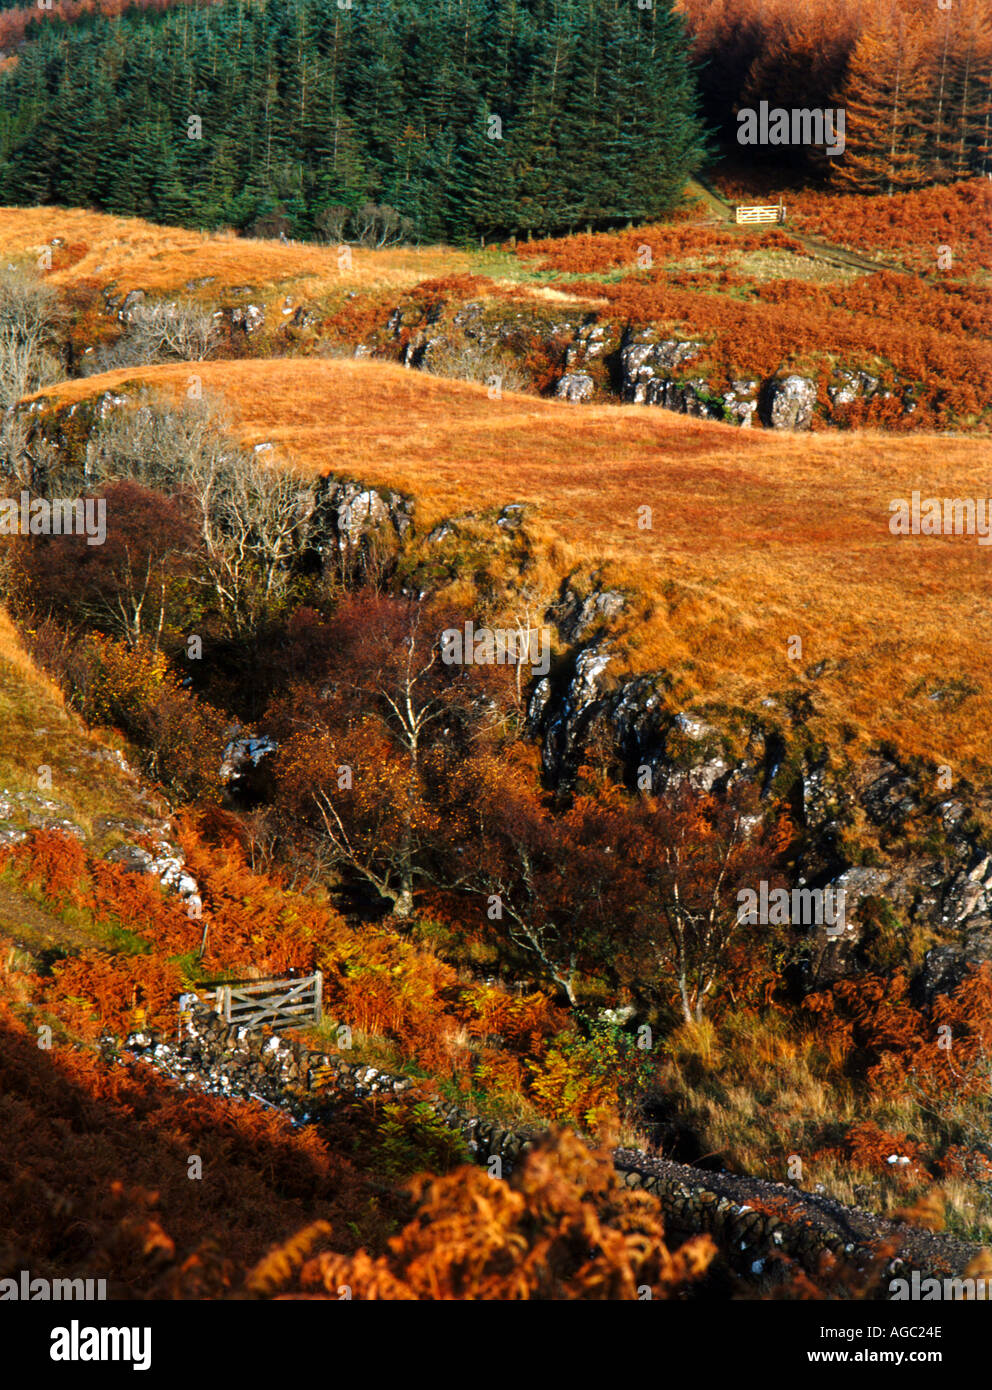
[828,368,881,408]
[720,378,760,428]
[620,330,705,404]
[547,580,625,643]
[531,643,615,780]
[621,332,700,390]
[761,373,817,430]
[618,331,763,426]
[554,373,594,402]
[219,734,279,802]
[50,272,932,433]
[0,787,85,844]
[105,834,202,915]
[306,477,414,557]
[229,304,265,335]
[646,377,722,417]
[525,578,992,997]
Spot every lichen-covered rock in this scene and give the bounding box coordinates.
[555,372,595,402]
[828,368,880,408]
[219,734,279,798]
[620,330,703,403]
[565,321,608,365]
[230,304,265,334]
[761,374,817,430]
[307,477,414,557]
[640,376,722,418]
[722,379,759,428]
[105,838,201,912]
[549,581,625,642]
[117,289,146,324]
[536,643,614,779]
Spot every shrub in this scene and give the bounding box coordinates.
[75,635,224,800]
[278,1130,716,1299]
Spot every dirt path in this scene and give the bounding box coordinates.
[686,176,928,280]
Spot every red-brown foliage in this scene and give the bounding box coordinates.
[0,0,222,50]
[276,1130,716,1300]
[0,991,376,1295]
[514,223,749,275]
[43,952,184,1039]
[0,829,586,1121]
[565,266,991,426]
[784,181,992,275]
[804,964,992,1101]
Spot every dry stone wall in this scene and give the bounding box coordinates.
[112,1001,980,1290]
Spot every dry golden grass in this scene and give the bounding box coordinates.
[0,206,477,300]
[0,606,61,692]
[0,608,156,839]
[27,356,992,776]
[660,1013,992,1241]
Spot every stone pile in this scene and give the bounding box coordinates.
[113,1002,979,1287]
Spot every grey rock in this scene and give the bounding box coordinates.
[230,304,265,334]
[620,332,703,403]
[762,374,817,430]
[722,380,760,428]
[555,373,595,403]
[308,478,414,555]
[117,289,146,324]
[550,583,625,643]
[105,843,154,873]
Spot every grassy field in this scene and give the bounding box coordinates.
[0,205,480,296]
[6,197,987,442]
[27,357,992,779]
[0,203,598,317]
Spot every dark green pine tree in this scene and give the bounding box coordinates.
[343,0,408,205]
[196,136,244,229]
[619,1,709,221]
[0,38,65,206]
[552,0,614,231]
[310,107,369,211]
[512,15,577,238]
[154,142,199,226]
[0,0,709,241]
[456,100,519,243]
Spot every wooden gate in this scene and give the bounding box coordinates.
[735,203,786,225]
[196,971,323,1032]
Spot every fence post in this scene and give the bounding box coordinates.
[313,970,323,1025]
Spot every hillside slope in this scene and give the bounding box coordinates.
[23,357,992,778]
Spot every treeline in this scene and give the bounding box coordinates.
[681,0,992,191]
[0,0,707,242]
[0,0,217,46]
[0,0,220,50]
